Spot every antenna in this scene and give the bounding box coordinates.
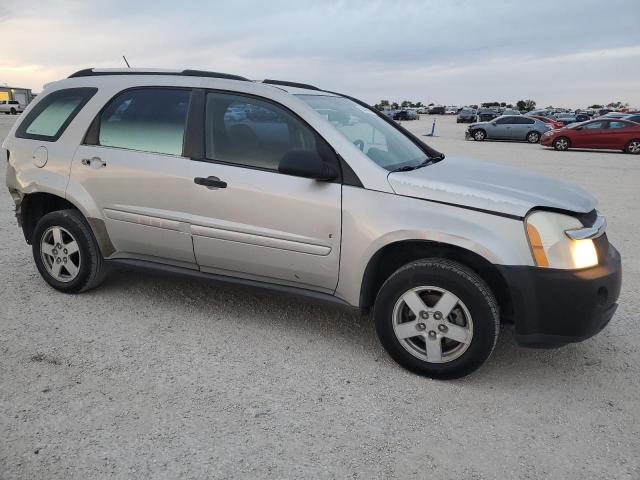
[122,56,131,68]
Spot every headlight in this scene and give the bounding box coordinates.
[525,210,598,269]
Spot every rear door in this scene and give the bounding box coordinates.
[188,90,342,292]
[514,116,537,140]
[71,87,197,266]
[606,121,634,149]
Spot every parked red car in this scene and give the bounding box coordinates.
[528,115,563,129]
[541,118,640,154]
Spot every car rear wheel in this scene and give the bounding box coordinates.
[472,129,486,141]
[32,209,106,293]
[625,139,640,154]
[526,131,541,143]
[553,136,570,151]
[10,108,17,115]
[374,258,499,379]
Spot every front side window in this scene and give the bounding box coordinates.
[16,87,97,141]
[99,88,190,156]
[582,121,605,130]
[205,92,318,170]
[495,116,517,125]
[298,94,428,171]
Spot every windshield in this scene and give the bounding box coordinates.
[297,94,430,171]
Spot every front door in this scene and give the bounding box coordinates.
[189,91,342,292]
[573,120,608,148]
[71,87,196,266]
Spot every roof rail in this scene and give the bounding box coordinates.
[68,68,249,81]
[262,79,321,91]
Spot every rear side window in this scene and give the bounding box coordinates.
[98,88,191,156]
[16,88,97,141]
[515,117,535,124]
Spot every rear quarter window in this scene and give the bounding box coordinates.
[15,88,97,142]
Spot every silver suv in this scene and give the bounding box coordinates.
[3,69,621,379]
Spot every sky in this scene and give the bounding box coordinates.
[1,0,639,108]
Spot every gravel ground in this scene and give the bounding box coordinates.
[1,113,639,479]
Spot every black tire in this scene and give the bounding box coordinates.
[526,131,541,143]
[624,139,640,155]
[10,107,17,115]
[472,129,486,141]
[32,209,106,293]
[374,259,499,379]
[553,136,570,151]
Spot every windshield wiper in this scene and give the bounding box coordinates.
[390,155,445,173]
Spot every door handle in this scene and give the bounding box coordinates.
[194,176,227,189]
[81,157,106,168]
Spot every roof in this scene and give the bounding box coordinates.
[66,68,332,95]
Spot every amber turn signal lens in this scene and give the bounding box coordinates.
[526,223,549,267]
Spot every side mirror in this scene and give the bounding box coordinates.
[491,122,497,126]
[278,150,339,181]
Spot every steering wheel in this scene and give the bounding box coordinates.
[353,139,365,151]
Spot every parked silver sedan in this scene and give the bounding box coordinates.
[466,115,551,143]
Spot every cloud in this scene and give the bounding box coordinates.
[1,0,639,107]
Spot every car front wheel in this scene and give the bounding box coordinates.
[472,129,486,141]
[374,259,499,379]
[553,137,570,151]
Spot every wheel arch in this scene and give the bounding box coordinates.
[358,239,514,321]
[20,192,80,244]
[19,191,115,257]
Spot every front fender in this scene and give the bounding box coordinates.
[334,187,533,306]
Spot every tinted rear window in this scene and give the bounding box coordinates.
[16,88,97,141]
[98,88,191,156]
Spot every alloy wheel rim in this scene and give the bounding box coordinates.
[529,133,539,142]
[629,141,640,153]
[557,139,568,150]
[474,131,484,140]
[392,286,473,364]
[40,226,81,282]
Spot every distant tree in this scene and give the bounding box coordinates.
[588,104,603,109]
[506,104,513,109]
[606,101,629,109]
[428,102,434,106]
[415,101,424,108]
[401,100,412,108]
[516,99,536,112]
[481,101,501,108]
[391,102,399,110]
[500,102,506,107]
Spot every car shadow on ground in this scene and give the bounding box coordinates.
[540,147,626,155]
[96,268,608,386]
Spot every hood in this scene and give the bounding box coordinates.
[387,156,596,218]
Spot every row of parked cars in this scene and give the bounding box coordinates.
[464,110,640,154]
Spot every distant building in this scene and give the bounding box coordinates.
[0,86,35,105]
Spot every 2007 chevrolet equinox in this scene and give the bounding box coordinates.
[3,68,622,378]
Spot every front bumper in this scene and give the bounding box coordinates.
[540,134,555,146]
[498,242,621,348]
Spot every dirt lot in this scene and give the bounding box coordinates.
[1,113,639,479]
